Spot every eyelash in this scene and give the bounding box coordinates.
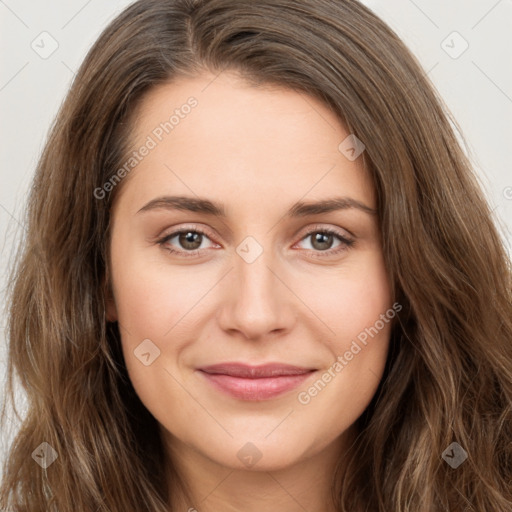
[156,225,355,259]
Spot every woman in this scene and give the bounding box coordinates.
[1,0,511,510]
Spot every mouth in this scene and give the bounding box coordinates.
[197,362,317,401]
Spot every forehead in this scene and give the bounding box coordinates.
[115,71,375,212]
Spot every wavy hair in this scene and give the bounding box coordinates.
[1,0,511,510]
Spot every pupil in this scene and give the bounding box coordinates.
[180,232,201,249]
[313,232,332,250]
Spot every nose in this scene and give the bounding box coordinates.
[216,243,297,341]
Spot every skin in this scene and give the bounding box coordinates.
[106,71,393,512]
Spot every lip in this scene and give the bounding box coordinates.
[198,363,316,401]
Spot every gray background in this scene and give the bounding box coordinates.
[1,0,511,469]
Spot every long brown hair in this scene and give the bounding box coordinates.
[2,0,511,510]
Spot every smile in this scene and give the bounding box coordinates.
[198,363,317,401]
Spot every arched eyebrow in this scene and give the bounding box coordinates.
[136,195,377,217]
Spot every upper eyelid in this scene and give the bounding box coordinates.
[301,222,354,239]
[158,224,218,243]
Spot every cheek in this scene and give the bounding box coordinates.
[294,262,393,433]
[110,245,212,339]
[300,253,392,343]
[109,252,201,417]
[296,252,392,399]
[296,325,390,450]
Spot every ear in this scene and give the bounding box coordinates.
[103,269,118,323]
[105,292,118,323]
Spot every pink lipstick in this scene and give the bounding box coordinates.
[198,362,316,401]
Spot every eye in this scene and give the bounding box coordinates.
[294,226,354,257]
[157,226,218,257]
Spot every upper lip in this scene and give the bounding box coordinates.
[199,363,315,378]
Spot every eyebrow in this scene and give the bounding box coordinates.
[136,195,377,217]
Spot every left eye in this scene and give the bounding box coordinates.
[295,228,354,253]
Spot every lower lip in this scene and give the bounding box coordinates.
[199,371,315,401]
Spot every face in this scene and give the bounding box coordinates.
[107,71,393,473]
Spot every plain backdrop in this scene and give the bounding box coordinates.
[1,0,511,472]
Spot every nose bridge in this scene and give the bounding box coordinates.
[216,235,295,339]
[236,244,276,304]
